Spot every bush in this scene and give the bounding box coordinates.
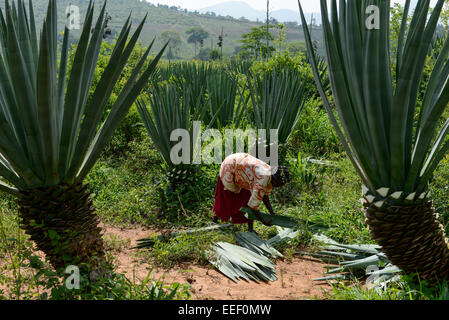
[251,51,317,97]
[103,106,146,159]
[289,99,341,158]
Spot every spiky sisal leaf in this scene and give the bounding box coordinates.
[0,0,166,194]
[243,68,307,146]
[137,83,212,169]
[299,0,449,198]
[205,70,244,130]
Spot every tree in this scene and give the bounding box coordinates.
[186,27,209,58]
[160,30,182,61]
[239,26,275,60]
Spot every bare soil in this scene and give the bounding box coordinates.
[103,224,332,300]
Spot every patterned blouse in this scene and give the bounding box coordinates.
[219,153,273,210]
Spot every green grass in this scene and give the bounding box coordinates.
[136,229,236,269]
[327,275,449,300]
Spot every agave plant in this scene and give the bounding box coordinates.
[227,59,253,77]
[0,0,165,271]
[205,71,244,129]
[152,62,215,117]
[136,83,209,189]
[170,61,212,102]
[300,0,449,281]
[243,69,307,151]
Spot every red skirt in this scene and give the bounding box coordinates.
[213,177,252,224]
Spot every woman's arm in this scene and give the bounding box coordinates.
[263,195,276,215]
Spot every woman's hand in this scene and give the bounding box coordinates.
[250,208,273,226]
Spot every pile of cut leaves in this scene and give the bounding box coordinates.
[302,234,402,287]
[203,209,321,283]
[206,228,299,283]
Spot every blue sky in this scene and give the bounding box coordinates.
[143,0,436,12]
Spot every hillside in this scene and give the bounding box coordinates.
[0,0,323,59]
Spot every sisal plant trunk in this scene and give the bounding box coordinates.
[17,183,105,273]
[363,197,449,283]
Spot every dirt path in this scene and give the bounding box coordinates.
[103,224,332,300]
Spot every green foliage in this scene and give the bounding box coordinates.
[159,165,217,223]
[85,137,164,227]
[239,25,275,60]
[251,51,324,99]
[244,68,307,147]
[198,48,212,61]
[198,48,222,61]
[289,99,341,157]
[428,156,449,229]
[102,106,146,159]
[6,0,320,61]
[227,59,254,75]
[287,152,317,191]
[274,23,287,54]
[157,61,212,106]
[328,275,449,300]
[48,270,191,300]
[86,135,218,227]
[210,49,222,61]
[287,41,307,55]
[7,0,449,299]
[205,71,244,129]
[148,230,233,268]
[186,26,210,44]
